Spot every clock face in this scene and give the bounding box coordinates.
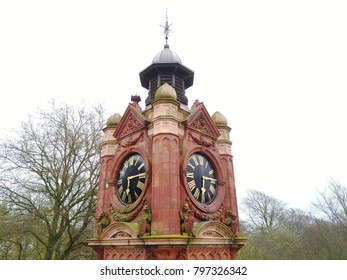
[116,153,146,205]
[186,153,217,205]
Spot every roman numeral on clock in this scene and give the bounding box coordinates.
[209,185,216,195]
[188,180,196,191]
[118,185,123,194]
[137,162,144,171]
[121,191,127,202]
[193,188,200,199]
[187,163,195,170]
[137,181,144,190]
[198,155,204,165]
[192,155,199,165]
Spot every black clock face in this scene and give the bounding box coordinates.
[186,153,217,205]
[116,153,146,205]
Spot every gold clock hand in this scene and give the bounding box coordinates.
[127,172,146,181]
[201,177,206,193]
[202,176,217,182]
[125,172,146,196]
[126,178,130,195]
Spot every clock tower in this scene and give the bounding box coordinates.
[88,18,246,260]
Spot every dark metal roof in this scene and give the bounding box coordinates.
[152,44,182,64]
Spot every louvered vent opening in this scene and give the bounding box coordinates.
[149,76,158,96]
[146,74,187,105]
[149,77,158,91]
[175,77,184,93]
[160,74,173,86]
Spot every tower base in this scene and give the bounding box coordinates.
[89,236,246,260]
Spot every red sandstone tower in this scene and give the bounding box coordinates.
[88,21,246,260]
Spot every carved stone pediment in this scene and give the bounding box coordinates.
[183,103,220,139]
[192,221,235,239]
[100,222,139,239]
[113,105,149,140]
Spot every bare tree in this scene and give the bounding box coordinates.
[239,184,347,259]
[282,208,313,237]
[241,189,287,231]
[312,179,347,229]
[0,101,104,259]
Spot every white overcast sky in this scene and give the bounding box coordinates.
[1,0,347,212]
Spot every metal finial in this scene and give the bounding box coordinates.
[160,9,173,47]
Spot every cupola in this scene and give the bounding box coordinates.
[139,15,194,108]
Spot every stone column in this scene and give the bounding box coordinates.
[150,84,181,235]
[212,111,240,235]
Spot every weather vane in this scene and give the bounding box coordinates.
[160,9,173,46]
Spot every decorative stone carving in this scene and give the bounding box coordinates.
[188,132,215,148]
[176,249,188,260]
[192,221,235,239]
[191,112,213,134]
[151,247,181,260]
[201,230,223,238]
[105,247,145,260]
[119,132,144,148]
[221,209,237,227]
[100,222,138,239]
[184,103,220,139]
[95,211,110,236]
[110,198,145,222]
[180,199,237,237]
[186,198,222,221]
[145,249,157,260]
[188,247,231,260]
[180,202,194,236]
[119,113,142,136]
[137,204,152,237]
[111,231,132,238]
[113,105,148,139]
